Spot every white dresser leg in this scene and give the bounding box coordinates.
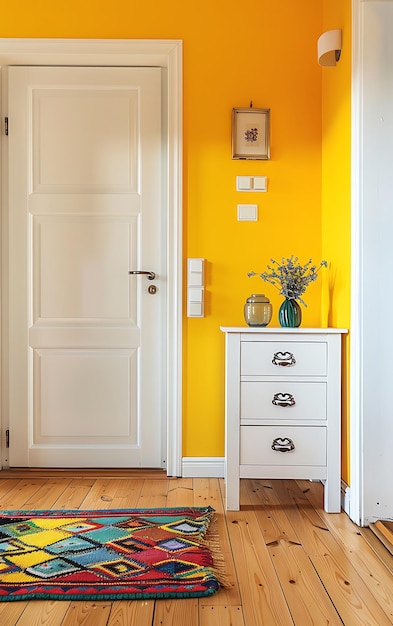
[226,475,240,511]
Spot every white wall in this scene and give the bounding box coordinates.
[356,0,393,524]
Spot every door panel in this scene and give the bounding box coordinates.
[8,66,164,468]
[34,350,137,440]
[34,217,135,320]
[32,89,138,190]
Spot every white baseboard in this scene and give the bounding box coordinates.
[341,479,350,515]
[182,457,225,478]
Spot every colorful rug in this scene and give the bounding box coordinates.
[0,506,223,601]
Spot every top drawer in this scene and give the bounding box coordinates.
[241,341,327,376]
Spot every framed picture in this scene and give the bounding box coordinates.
[232,107,270,160]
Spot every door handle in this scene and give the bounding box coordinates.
[128,270,156,280]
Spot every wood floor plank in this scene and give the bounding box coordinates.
[273,479,393,626]
[14,599,70,625]
[0,479,24,499]
[95,478,144,509]
[192,477,223,510]
[300,477,393,574]
[153,598,198,626]
[245,479,342,625]
[297,479,393,620]
[62,601,112,625]
[194,479,241,607]
[166,477,194,507]
[267,539,343,626]
[51,478,96,510]
[245,479,302,545]
[311,553,392,626]
[136,479,168,509]
[0,479,47,510]
[226,483,294,626]
[0,602,29,626]
[200,605,245,626]
[76,479,136,510]
[107,600,155,625]
[22,478,73,509]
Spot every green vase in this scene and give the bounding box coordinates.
[278,298,302,328]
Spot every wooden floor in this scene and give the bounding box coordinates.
[0,472,392,626]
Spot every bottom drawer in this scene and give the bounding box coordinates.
[240,425,326,466]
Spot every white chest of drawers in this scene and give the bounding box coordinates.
[220,327,347,512]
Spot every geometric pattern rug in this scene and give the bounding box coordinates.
[0,507,223,601]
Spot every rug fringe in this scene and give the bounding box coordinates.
[204,513,232,589]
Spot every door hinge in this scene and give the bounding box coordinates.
[4,117,8,136]
[5,430,9,448]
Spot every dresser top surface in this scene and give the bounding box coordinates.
[220,326,348,334]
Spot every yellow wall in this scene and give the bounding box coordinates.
[1,1,327,459]
[321,0,352,482]
[184,4,323,457]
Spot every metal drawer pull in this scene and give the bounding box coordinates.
[272,392,296,407]
[272,351,296,367]
[271,437,295,453]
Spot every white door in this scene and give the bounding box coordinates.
[7,66,164,468]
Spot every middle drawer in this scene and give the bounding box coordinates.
[240,381,327,421]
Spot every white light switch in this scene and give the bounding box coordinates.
[189,258,203,273]
[254,176,267,191]
[187,258,205,317]
[189,287,203,301]
[236,176,252,191]
[236,175,267,192]
[188,302,202,317]
[188,272,202,286]
[237,204,258,221]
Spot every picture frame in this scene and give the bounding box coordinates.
[232,107,270,160]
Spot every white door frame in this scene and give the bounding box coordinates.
[350,0,364,526]
[0,38,183,476]
[350,0,393,525]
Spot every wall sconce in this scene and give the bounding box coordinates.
[318,29,342,66]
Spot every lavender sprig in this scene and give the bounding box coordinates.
[248,256,327,306]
